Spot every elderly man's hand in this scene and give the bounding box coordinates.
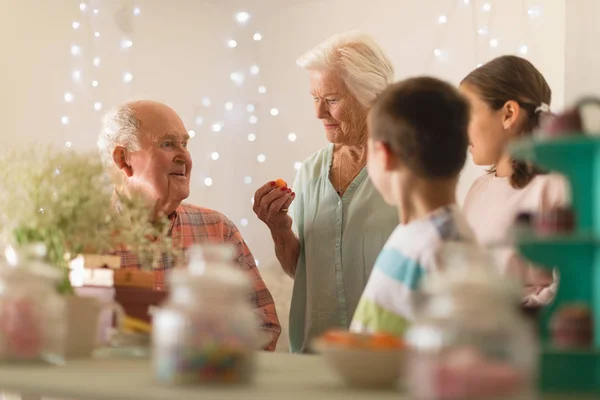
[253,181,295,233]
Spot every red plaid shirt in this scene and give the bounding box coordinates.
[117,203,281,351]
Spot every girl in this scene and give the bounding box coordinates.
[460,55,569,307]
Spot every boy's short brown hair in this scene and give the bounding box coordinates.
[370,77,469,179]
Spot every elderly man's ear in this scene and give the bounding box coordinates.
[112,146,134,177]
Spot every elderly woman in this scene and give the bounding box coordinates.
[253,31,397,353]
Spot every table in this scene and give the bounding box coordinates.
[0,353,590,400]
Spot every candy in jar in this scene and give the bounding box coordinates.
[406,242,538,400]
[152,244,262,385]
[0,244,67,364]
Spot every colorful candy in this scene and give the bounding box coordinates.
[154,313,257,385]
[533,207,575,235]
[550,303,594,348]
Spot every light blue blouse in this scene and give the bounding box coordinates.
[288,144,398,353]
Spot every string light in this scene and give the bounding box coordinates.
[247,133,256,142]
[230,72,245,85]
[257,154,266,163]
[253,33,262,41]
[228,39,238,48]
[123,72,133,83]
[188,129,196,138]
[93,57,100,66]
[250,65,259,75]
[92,80,99,87]
[93,8,99,15]
[224,101,234,111]
[79,3,86,11]
[527,7,542,19]
[270,108,279,116]
[65,141,72,148]
[236,12,250,24]
[288,133,297,142]
[204,177,213,187]
[519,45,529,54]
[244,176,252,184]
[195,116,204,125]
[94,32,100,38]
[255,259,260,266]
[294,161,302,170]
[437,15,447,24]
[72,21,80,30]
[121,39,133,49]
[433,49,442,57]
[240,218,249,227]
[489,38,499,48]
[61,116,69,125]
[258,86,266,94]
[476,63,483,68]
[211,152,220,160]
[72,70,81,81]
[64,92,74,102]
[212,122,223,132]
[463,0,470,4]
[246,104,255,112]
[249,116,258,124]
[481,3,491,12]
[202,97,211,107]
[133,7,141,15]
[94,102,102,111]
[71,45,81,56]
[477,26,488,35]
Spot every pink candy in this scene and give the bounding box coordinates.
[413,347,527,400]
[0,298,43,359]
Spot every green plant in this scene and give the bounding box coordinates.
[0,146,177,294]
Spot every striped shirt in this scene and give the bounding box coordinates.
[350,205,474,335]
[116,203,281,351]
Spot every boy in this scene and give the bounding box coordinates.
[350,77,475,335]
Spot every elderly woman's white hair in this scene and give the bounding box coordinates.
[296,30,394,108]
[97,103,141,171]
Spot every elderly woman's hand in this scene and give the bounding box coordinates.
[253,181,295,232]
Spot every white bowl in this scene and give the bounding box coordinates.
[313,338,405,389]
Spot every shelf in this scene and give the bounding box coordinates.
[508,135,600,171]
[539,349,600,393]
[508,135,600,234]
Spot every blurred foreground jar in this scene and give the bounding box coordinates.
[152,244,261,385]
[0,244,66,365]
[406,243,538,400]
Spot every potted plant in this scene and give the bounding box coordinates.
[0,146,177,357]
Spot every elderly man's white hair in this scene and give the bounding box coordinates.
[296,30,395,108]
[97,103,141,170]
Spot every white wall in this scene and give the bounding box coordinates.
[564,0,600,105]
[0,0,575,351]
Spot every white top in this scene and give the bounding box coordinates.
[462,173,570,305]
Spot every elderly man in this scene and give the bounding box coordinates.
[97,100,281,351]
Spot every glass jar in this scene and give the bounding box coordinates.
[152,244,261,385]
[406,243,538,400]
[0,244,67,365]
